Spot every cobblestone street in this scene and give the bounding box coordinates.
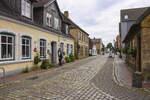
[0,55,150,100]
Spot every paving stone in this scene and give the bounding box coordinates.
[1,56,147,100]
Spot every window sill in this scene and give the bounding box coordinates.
[0,59,33,65]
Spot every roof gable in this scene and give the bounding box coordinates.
[34,0,54,8]
[34,0,62,19]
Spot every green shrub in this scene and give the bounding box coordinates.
[23,65,29,73]
[122,47,129,54]
[119,55,122,58]
[34,53,41,65]
[65,56,71,63]
[127,47,132,55]
[131,48,137,58]
[63,51,65,56]
[89,53,92,56]
[126,47,137,58]
[69,53,75,62]
[40,59,51,69]
[48,63,53,68]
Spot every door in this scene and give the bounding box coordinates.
[51,41,57,64]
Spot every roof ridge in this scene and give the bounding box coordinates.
[61,13,89,35]
[121,6,150,11]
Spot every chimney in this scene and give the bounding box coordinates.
[64,11,69,18]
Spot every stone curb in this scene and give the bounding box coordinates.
[113,57,150,94]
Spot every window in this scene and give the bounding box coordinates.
[0,35,14,60]
[21,36,31,59]
[78,31,81,40]
[83,35,85,41]
[71,44,73,53]
[21,0,31,18]
[46,13,52,27]
[66,25,69,34]
[54,17,59,29]
[40,39,47,58]
[67,44,69,56]
[81,34,82,41]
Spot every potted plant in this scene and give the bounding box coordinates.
[34,53,41,65]
[40,59,51,69]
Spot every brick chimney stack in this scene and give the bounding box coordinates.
[64,11,69,18]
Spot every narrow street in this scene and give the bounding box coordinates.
[0,55,150,100]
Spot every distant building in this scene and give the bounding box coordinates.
[63,11,89,59]
[89,38,102,56]
[116,35,121,50]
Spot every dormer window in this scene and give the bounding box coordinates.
[66,25,69,34]
[21,0,31,18]
[46,13,52,27]
[54,17,59,30]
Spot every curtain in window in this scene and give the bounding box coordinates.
[40,39,47,58]
[21,36,31,59]
[0,35,14,60]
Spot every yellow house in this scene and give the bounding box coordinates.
[0,0,74,76]
[63,11,89,59]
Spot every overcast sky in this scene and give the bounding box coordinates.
[57,0,150,45]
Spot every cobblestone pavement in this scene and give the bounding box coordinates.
[0,55,149,100]
[0,56,117,100]
[91,57,150,100]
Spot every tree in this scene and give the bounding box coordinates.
[107,43,113,49]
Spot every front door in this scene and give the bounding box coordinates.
[51,42,57,64]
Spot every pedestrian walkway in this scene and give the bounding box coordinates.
[115,55,150,91]
[114,55,133,87]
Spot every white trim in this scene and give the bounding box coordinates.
[20,33,33,61]
[0,59,33,65]
[38,37,48,59]
[21,0,31,18]
[0,30,18,61]
[0,35,14,60]
[46,13,52,27]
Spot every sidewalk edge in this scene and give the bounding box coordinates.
[113,57,150,94]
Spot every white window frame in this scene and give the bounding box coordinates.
[54,17,59,30]
[66,25,69,34]
[21,36,31,59]
[81,33,82,41]
[46,13,52,27]
[39,39,47,58]
[0,35,14,60]
[78,31,81,40]
[21,0,31,18]
[70,44,73,54]
[67,44,69,56]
